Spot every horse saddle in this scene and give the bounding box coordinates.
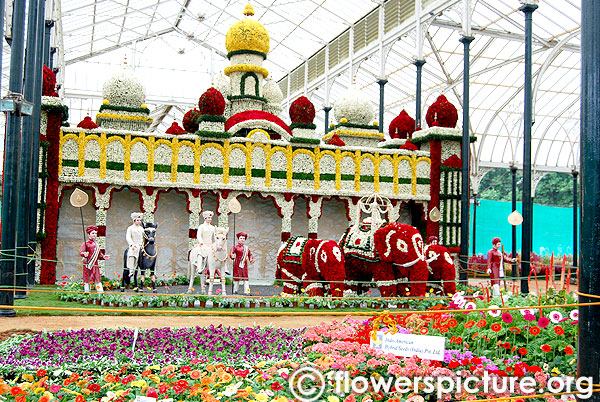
[281,236,309,265]
[340,226,380,263]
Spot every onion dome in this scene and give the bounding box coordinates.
[165,122,186,135]
[102,65,146,108]
[389,109,415,139]
[263,79,284,105]
[77,116,98,129]
[42,64,58,97]
[198,87,226,116]
[425,94,458,128]
[182,109,201,133]
[212,74,231,98]
[289,96,316,124]
[225,4,270,57]
[333,87,374,125]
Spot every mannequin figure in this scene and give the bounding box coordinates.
[197,211,216,290]
[230,232,255,294]
[126,212,145,291]
[80,225,110,292]
[487,237,516,297]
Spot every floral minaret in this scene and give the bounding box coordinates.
[224,4,270,116]
[96,63,152,131]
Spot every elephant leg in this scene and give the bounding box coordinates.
[408,261,428,296]
[442,265,457,295]
[344,257,363,296]
[372,262,397,297]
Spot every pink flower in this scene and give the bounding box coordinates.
[49,385,61,393]
[501,312,514,323]
[524,314,536,321]
[538,316,550,328]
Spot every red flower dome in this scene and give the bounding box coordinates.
[77,116,98,129]
[442,154,462,168]
[399,140,418,151]
[165,122,186,135]
[289,96,315,124]
[388,110,415,139]
[198,87,226,116]
[225,110,292,139]
[42,64,58,97]
[182,109,201,133]
[326,134,345,146]
[425,94,458,128]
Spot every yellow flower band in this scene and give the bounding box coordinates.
[96,113,154,123]
[322,130,385,142]
[224,64,269,78]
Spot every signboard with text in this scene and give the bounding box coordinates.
[370,331,446,361]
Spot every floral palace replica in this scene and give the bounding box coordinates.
[37,4,471,293]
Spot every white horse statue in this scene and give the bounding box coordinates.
[188,227,229,295]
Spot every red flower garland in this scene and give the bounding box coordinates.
[198,87,225,116]
[182,109,201,133]
[442,154,462,168]
[289,96,315,124]
[40,112,62,284]
[389,110,415,139]
[77,116,98,129]
[225,110,292,136]
[425,94,458,128]
[42,64,58,97]
[326,134,345,146]
[165,122,186,135]
[399,140,418,150]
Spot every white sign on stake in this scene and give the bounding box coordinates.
[370,331,446,361]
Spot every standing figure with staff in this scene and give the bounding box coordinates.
[80,225,110,292]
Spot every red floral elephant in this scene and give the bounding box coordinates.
[340,223,428,297]
[276,236,345,297]
[425,243,456,295]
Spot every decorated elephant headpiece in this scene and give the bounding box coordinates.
[374,223,425,265]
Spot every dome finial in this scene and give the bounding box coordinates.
[123,54,127,65]
[243,2,255,16]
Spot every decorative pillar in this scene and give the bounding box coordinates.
[0,0,27,314]
[94,187,112,275]
[377,79,387,133]
[472,193,477,255]
[572,169,578,267]
[459,34,474,283]
[519,0,537,294]
[274,194,295,242]
[510,163,518,279]
[216,190,236,229]
[346,197,361,227]
[580,0,600,394]
[141,188,157,223]
[188,190,202,250]
[413,60,426,129]
[324,106,332,134]
[307,196,323,239]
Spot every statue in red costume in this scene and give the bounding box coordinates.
[487,237,516,297]
[80,225,110,293]
[229,232,255,294]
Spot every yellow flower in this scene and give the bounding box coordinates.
[147,364,160,370]
[42,391,54,401]
[34,387,46,394]
[256,361,267,368]
[21,374,34,382]
[327,396,340,402]
[340,117,348,123]
[102,99,109,105]
[130,379,147,388]
[147,374,161,383]
[373,121,379,126]
[141,104,148,109]
[253,391,270,402]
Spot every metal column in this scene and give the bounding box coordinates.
[377,79,387,133]
[44,20,54,67]
[519,1,537,294]
[472,194,477,255]
[0,0,29,316]
[323,106,332,135]
[579,1,600,397]
[511,164,518,279]
[413,60,425,129]
[572,169,578,268]
[459,35,474,283]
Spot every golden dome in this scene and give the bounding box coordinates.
[225,4,270,57]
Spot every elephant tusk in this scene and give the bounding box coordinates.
[394,257,422,268]
[426,253,440,264]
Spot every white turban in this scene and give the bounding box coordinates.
[202,211,214,219]
[131,212,143,221]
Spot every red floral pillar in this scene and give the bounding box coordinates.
[40,111,63,284]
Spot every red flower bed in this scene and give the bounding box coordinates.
[389,110,415,139]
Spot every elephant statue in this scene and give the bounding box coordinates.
[340,222,429,297]
[276,236,345,297]
[425,240,457,295]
